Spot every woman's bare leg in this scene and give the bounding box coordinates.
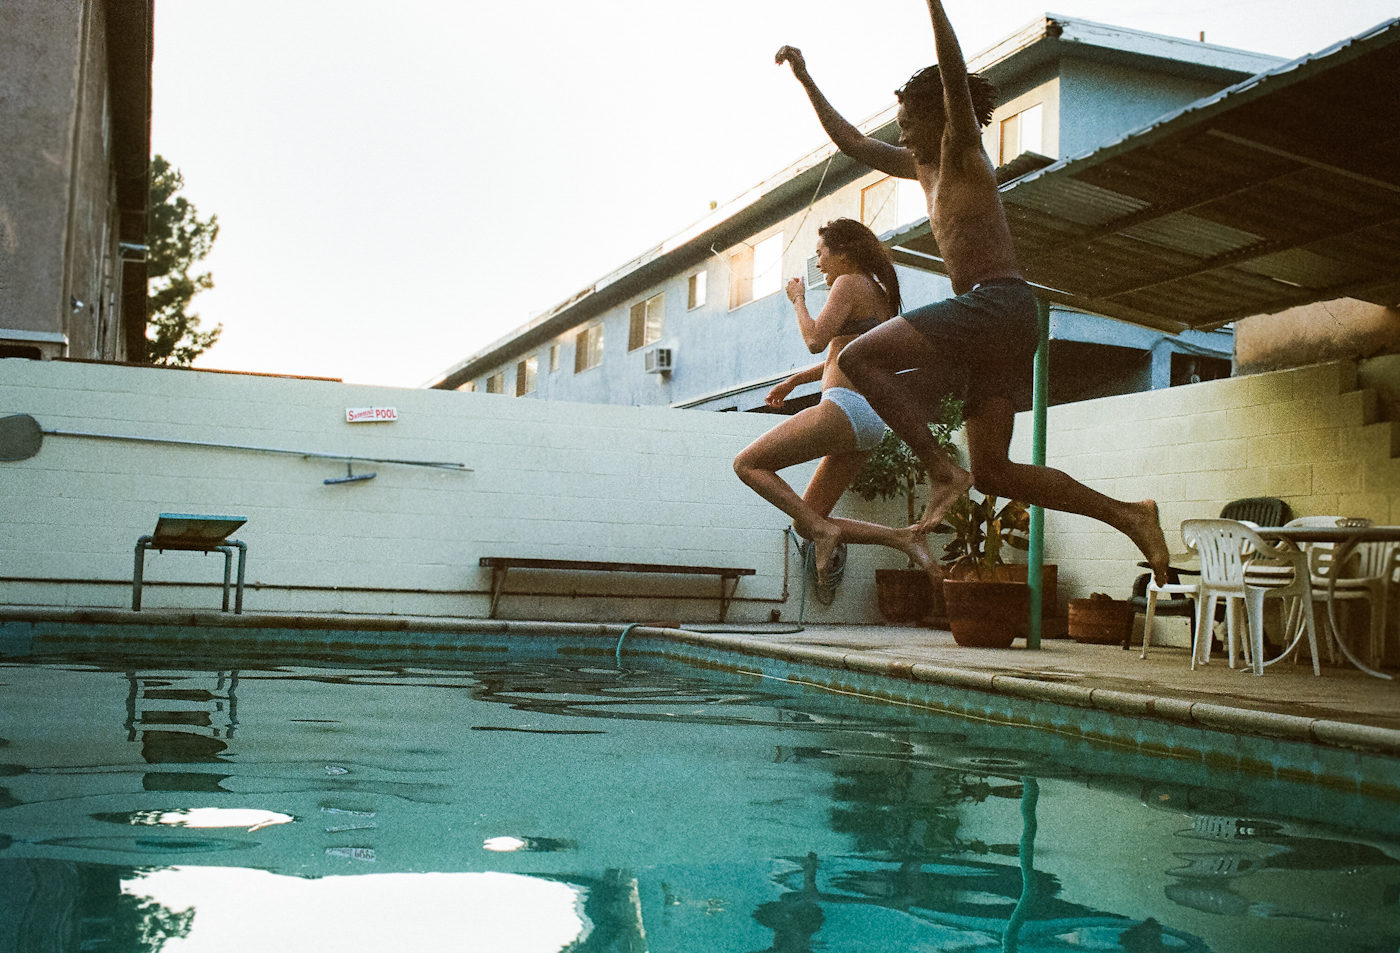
[733,403,856,579]
[805,452,939,586]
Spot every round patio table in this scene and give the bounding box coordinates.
[1255,524,1399,680]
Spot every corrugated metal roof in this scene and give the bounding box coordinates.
[889,17,1400,332]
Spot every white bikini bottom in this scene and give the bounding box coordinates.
[822,386,887,451]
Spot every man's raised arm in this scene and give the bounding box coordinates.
[923,0,980,147]
[776,46,916,179]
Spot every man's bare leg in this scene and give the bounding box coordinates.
[964,400,1172,584]
[837,319,973,533]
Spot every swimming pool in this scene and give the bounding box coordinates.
[1,629,1397,952]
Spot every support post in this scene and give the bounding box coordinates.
[1027,298,1050,649]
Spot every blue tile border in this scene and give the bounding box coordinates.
[2,609,1397,801]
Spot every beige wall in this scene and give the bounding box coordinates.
[0,359,905,623]
[3,358,1391,627]
[1009,359,1396,605]
[1236,298,1400,376]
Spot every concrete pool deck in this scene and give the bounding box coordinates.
[3,605,1397,758]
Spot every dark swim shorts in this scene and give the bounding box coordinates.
[901,277,1040,415]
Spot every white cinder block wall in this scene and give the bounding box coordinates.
[1007,359,1395,603]
[0,360,906,623]
[4,359,1390,626]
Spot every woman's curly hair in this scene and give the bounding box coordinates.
[817,217,901,316]
[895,65,998,127]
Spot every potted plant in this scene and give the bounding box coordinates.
[849,397,963,624]
[935,492,1032,647]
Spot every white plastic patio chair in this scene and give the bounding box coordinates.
[1287,516,1398,668]
[1181,519,1321,677]
[1138,565,1198,661]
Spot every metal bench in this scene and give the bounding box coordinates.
[134,513,248,614]
[479,557,755,622]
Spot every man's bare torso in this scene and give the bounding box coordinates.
[917,145,1021,295]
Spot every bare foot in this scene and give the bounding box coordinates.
[897,528,945,590]
[890,524,932,567]
[1125,499,1171,585]
[916,469,974,536]
[809,520,843,585]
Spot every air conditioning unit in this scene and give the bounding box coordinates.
[643,347,673,374]
[805,255,826,290]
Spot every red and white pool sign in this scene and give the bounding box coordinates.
[345,406,398,423]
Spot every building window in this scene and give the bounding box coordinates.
[549,343,560,372]
[516,355,538,395]
[861,177,896,234]
[575,323,603,372]
[458,380,477,392]
[752,232,783,300]
[486,372,504,394]
[730,232,783,310]
[729,244,753,310]
[628,292,664,351]
[1000,103,1044,165]
[688,271,706,309]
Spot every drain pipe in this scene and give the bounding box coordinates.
[617,530,808,667]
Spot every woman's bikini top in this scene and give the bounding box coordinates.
[837,315,883,336]
[833,274,888,337]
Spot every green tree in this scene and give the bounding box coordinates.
[146,155,221,365]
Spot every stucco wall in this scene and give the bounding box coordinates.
[471,172,953,411]
[0,0,126,359]
[1056,58,1223,159]
[0,359,908,623]
[1235,298,1400,377]
[1007,359,1395,606]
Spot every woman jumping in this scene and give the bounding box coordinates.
[733,218,938,586]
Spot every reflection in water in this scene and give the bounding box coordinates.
[749,853,824,953]
[0,861,193,953]
[1,650,1397,952]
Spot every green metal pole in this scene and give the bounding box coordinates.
[1027,298,1050,650]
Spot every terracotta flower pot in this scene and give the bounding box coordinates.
[1005,563,1059,624]
[875,568,938,623]
[942,579,1029,648]
[1068,597,1135,644]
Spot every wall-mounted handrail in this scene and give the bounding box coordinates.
[42,427,471,471]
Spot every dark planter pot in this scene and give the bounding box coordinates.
[1005,563,1060,625]
[942,579,1029,648]
[1068,598,1135,644]
[875,568,941,623]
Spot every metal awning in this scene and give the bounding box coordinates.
[888,17,1400,333]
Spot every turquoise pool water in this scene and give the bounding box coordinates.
[1,635,1397,952]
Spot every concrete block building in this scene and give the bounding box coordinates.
[429,16,1283,412]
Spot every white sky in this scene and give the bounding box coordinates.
[130,867,589,952]
[152,0,1400,387]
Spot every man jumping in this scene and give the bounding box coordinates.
[776,0,1170,583]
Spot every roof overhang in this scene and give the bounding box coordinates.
[889,17,1400,334]
[970,14,1285,89]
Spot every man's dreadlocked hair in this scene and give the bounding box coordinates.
[895,65,998,127]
